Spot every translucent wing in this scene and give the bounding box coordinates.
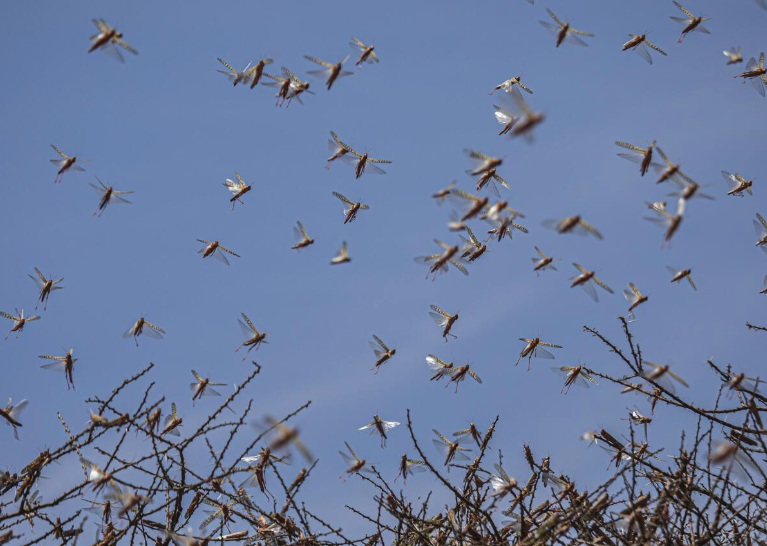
[211,249,230,266]
[563,33,589,47]
[364,162,387,175]
[634,42,653,64]
[580,281,599,302]
[533,347,555,359]
[673,1,694,18]
[539,20,561,37]
[545,8,564,26]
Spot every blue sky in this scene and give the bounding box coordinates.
[1,0,766,535]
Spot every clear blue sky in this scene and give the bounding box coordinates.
[1,0,766,534]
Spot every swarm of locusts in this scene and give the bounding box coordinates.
[3,2,767,546]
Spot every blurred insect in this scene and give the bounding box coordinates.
[331,241,351,265]
[759,276,767,294]
[735,53,767,96]
[28,268,63,311]
[223,171,252,211]
[263,68,313,107]
[326,131,350,170]
[641,360,689,394]
[647,201,667,214]
[358,415,400,447]
[190,370,227,404]
[623,283,649,317]
[552,365,598,394]
[414,240,469,280]
[339,442,372,480]
[754,214,767,246]
[653,147,691,185]
[395,455,427,482]
[570,263,614,302]
[487,214,528,243]
[291,221,315,250]
[723,46,743,65]
[516,338,563,370]
[622,34,667,64]
[124,316,165,346]
[447,210,467,232]
[453,423,483,446]
[720,370,762,397]
[668,175,714,201]
[370,335,396,373]
[450,188,488,221]
[1,309,40,339]
[666,266,696,290]
[49,145,85,184]
[445,363,482,393]
[539,8,594,47]
[336,141,391,179]
[161,403,183,436]
[90,177,133,217]
[494,91,546,141]
[197,239,240,265]
[236,313,268,357]
[432,181,456,204]
[669,1,711,43]
[1,399,28,440]
[464,149,502,177]
[350,37,379,66]
[492,102,518,137]
[199,498,239,530]
[88,19,137,62]
[217,58,255,87]
[263,415,313,462]
[645,198,685,245]
[459,227,487,262]
[490,76,533,97]
[39,349,77,390]
[531,246,557,274]
[490,464,518,498]
[708,441,759,477]
[426,354,455,382]
[249,58,273,88]
[722,171,753,196]
[615,140,657,177]
[432,429,472,467]
[542,216,603,239]
[304,54,353,90]
[429,305,459,341]
[752,0,767,10]
[333,192,370,224]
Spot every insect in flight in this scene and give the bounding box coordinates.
[432,429,472,467]
[49,145,85,183]
[490,76,533,97]
[336,140,391,179]
[28,268,64,311]
[542,216,603,239]
[39,349,78,390]
[248,57,274,88]
[90,177,133,217]
[161,403,183,436]
[414,240,469,281]
[645,198,685,246]
[236,313,268,358]
[190,370,227,404]
[197,239,240,265]
[1,309,40,339]
[735,53,767,96]
[124,316,165,346]
[429,305,459,341]
[291,221,315,250]
[426,354,455,382]
[304,54,353,90]
[614,140,657,177]
[551,365,598,394]
[445,363,482,393]
[531,246,557,274]
[326,131,349,170]
[370,335,396,373]
[666,266,696,290]
[396,455,427,482]
[653,147,692,185]
[1,399,28,440]
[669,1,711,44]
[623,283,649,317]
[339,442,372,480]
[570,263,614,302]
[350,37,379,66]
[723,46,743,65]
[641,360,689,394]
[333,192,370,224]
[500,93,546,140]
[331,241,351,265]
[216,58,255,86]
[539,8,595,47]
[263,67,313,107]
[358,415,400,448]
[722,171,753,196]
[668,174,714,201]
[516,338,563,370]
[88,19,138,62]
[622,34,667,64]
[458,227,487,262]
[432,180,456,205]
[223,171,252,210]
